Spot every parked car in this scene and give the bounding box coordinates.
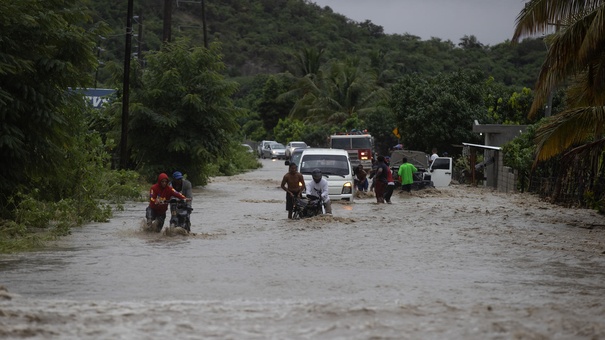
[261,142,287,159]
[257,140,277,158]
[298,148,354,201]
[241,143,254,153]
[285,141,308,158]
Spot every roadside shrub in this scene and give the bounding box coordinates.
[213,142,261,176]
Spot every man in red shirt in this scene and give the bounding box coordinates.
[146,173,187,232]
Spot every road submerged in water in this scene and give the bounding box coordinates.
[1,159,604,339]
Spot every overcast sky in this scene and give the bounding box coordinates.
[311,0,529,45]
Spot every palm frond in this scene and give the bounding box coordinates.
[562,136,605,161]
[565,66,605,107]
[578,3,605,59]
[529,20,588,116]
[534,106,605,161]
[513,0,602,41]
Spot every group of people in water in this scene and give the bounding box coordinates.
[354,155,418,204]
[280,153,422,218]
[146,171,193,232]
[149,148,436,225]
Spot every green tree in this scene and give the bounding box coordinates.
[364,106,399,156]
[257,75,292,138]
[502,125,538,191]
[294,47,324,77]
[483,80,536,125]
[0,0,97,206]
[126,40,240,185]
[458,35,484,49]
[390,70,486,155]
[287,59,387,125]
[272,117,307,143]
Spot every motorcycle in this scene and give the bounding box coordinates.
[292,194,325,219]
[166,198,193,233]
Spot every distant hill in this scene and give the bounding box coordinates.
[89,0,546,88]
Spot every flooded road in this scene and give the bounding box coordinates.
[1,159,605,339]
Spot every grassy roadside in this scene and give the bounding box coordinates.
[0,151,262,254]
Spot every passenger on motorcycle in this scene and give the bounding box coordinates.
[306,169,332,214]
[170,171,193,229]
[146,173,188,232]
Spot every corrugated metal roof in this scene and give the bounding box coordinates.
[462,143,502,151]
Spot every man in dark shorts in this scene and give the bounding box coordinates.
[373,155,389,203]
[398,157,418,194]
[280,163,306,219]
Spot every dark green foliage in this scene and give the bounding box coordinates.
[295,47,325,77]
[0,0,97,207]
[390,70,487,155]
[273,118,307,144]
[484,82,535,124]
[87,0,547,88]
[287,58,387,126]
[127,40,241,185]
[209,141,261,177]
[257,76,293,137]
[364,106,399,156]
[301,125,331,148]
[502,124,538,191]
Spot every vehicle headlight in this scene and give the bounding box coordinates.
[342,182,352,194]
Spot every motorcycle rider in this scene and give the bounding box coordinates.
[146,173,188,232]
[281,163,306,219]
[305,169,332,215]
[170,171,193,229]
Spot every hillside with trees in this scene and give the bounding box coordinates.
[90,0,547,87]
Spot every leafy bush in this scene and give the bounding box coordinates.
[211,142,261,177]
[502,124,537,191]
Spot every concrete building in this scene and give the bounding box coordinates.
[467,121,529,192]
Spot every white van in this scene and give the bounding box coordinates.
[298,148,354,201]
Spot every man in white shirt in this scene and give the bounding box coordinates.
[306,169,332,214]
[430,148,438,164]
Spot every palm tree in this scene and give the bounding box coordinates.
[513,0,605,162]
[284,58,388,125]
[294,47,324,77]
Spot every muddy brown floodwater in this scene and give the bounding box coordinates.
[1,158,605,339]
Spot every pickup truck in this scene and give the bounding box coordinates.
[389,150,452,189]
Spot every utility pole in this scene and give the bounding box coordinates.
[201,0,208,48]
[120,0,134,169]
[163,0,172,42]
